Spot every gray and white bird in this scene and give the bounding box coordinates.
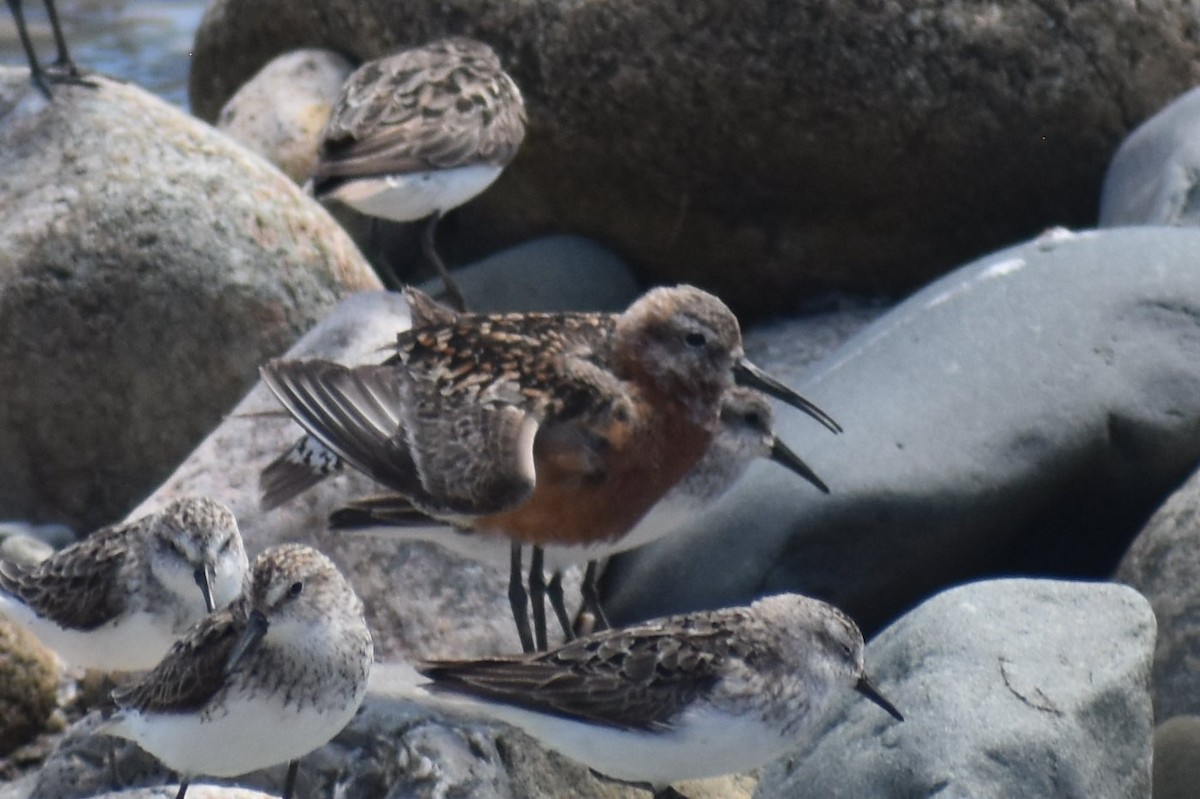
[415,593,902,798]
[97,543,374,799]
[0,497,248,671]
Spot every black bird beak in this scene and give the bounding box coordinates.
[193,564,217,613]
[768,438,830,494]
[732,359,842,434]
[226,609,269,675]
[855,675,904,722]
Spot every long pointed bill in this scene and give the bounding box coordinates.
[732,359,842,434]
[769,438,830,494]
[855,675,904,722]
[225,609,269,675]
[193,565,217,613]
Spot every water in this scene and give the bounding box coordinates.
[0,0,204,108]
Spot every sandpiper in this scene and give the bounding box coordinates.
[329,386,830,636]
[5,0,93,97]
[98,543,374,799]
[311,37,526,308]
[0,497,248,672]
[416,593,902,798]
[261,285,840,652]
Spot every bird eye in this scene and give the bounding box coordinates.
[685,332,707,348]
[288,581,304,598]
[742,412,762,426]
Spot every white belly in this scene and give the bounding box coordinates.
[325,164,504,221]
[105,688,366,778]
[0,596,180,671]
[450,699,793,785]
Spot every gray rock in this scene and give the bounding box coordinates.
[757,579,1155,799]
[1100,86,1200,227]
[189,0,1200,315]
[1115,464,1200,720]
[0,68,379,532]
[216,49,354,184]
[129,237,640,660]
[605,227,1200,634]
[1152,716,1200,799]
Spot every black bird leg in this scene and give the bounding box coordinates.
[528,546,548,651]
[420,211,466,312]
[508,543,535,653]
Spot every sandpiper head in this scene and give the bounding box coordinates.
[243,544,363,648]
[755,593,903,723]
[715,390,830,494]
[147,497,248,615]
[614,286,745,419]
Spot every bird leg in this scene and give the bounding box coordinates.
[5,0,51,97]
[546,570,574,641]
[282,759,299,799]
[43,0,79,76]
[508,543,535,653]
[420,211,466,312]
[173,779,190,799]
[528,546,548,651]
[581,560,611,631]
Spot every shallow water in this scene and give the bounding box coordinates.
[0,0,203,107]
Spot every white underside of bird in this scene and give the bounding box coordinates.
[324,163,504,222]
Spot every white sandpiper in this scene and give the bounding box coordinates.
[0,496,248,671]
[415,593,901,798]
[97,543,374,799]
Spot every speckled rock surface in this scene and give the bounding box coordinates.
[189,0,1200,315]
[0,68,379,531]
[216,49,354,184]
[0,618,57,758]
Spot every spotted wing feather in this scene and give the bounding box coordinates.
[0,522,135,631]
[111,605,243,714]
[313,38,525,189]
[419,615,734,731]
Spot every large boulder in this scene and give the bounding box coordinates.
[605,226,1200,634]
[0,617,58,759]
[757,579,1155,798]
[0,68,379,531]
[189,0,1200,315]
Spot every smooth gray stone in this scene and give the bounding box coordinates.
[756,579,1155,799]
[1100,86,1200,226]
[605,226,1200,633]
[1116,461,1200,720]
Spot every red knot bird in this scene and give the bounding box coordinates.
[329,386,830,638]
[310,37,526,308]
[97,543,373,799]
[261,284,840,652]
[0,497,248,672]
[415,592,901,798]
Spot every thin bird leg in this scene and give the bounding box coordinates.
[420,211,466,312]
[546,570,574,642]
[581,560,611,631]
[174,779,190,799]
[43,0,78,74]
[282,759,300,799]
[367,216,402,291]
[508,543,535,653]
[528,546,548,651]
[5,0,51,98]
